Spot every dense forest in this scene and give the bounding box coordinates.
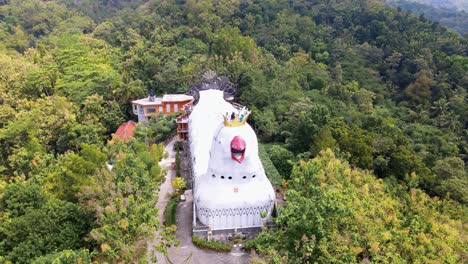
[0,0,466,262]
[394,0,468,11]
[386,0,468,35]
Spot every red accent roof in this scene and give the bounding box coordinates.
[112,121,136,142]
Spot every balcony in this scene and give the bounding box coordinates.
[182,103,193,112]
[176,114,189,124]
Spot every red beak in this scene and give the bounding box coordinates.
[231,136,246,163]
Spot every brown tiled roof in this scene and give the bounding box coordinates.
[112,121,136,142]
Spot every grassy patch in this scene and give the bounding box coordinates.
[258,144,282,186]
[163,195,178,226]
[192,235,232,252]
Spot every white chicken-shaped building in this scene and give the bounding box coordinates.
[188,73,275,230]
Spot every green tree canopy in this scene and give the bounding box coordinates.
[249,150,466,263]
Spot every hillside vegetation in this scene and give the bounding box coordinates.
[386,0,468,35]
[0,0,466,262]
[396,0,468,11]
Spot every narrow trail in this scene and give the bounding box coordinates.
[156,138,177,223]
[147,137,176,263]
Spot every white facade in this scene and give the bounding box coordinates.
[133,104,148,122]
[189,89,275,230]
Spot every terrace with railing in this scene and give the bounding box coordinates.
[176,102,193,140]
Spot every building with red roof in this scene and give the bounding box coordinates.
[111,121,136,142]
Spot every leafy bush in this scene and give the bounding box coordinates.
[164,196,178,226]
[0,182,46,217]
[192,236,231,252]
[171,177,186,193]
[258,144,282,186]
[243,239,256,251]
[266,144,294,179]
[32,249,92,264]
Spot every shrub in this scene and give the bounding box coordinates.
[243,239,256,251]
[192,236,231,252]
[171,177,186,193]
[163,196,178,226]
[258,144,282,186]
[32,249,92,264]
[267,144,294,179]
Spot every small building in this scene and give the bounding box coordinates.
[131,94,193,122]
[111,120,136,143]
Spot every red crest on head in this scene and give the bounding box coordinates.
[230,136,246,163]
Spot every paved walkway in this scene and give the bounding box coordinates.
[156,138,177,222]
[147,137,176,263]
[162,190,250,264]
[148,137,250,263]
